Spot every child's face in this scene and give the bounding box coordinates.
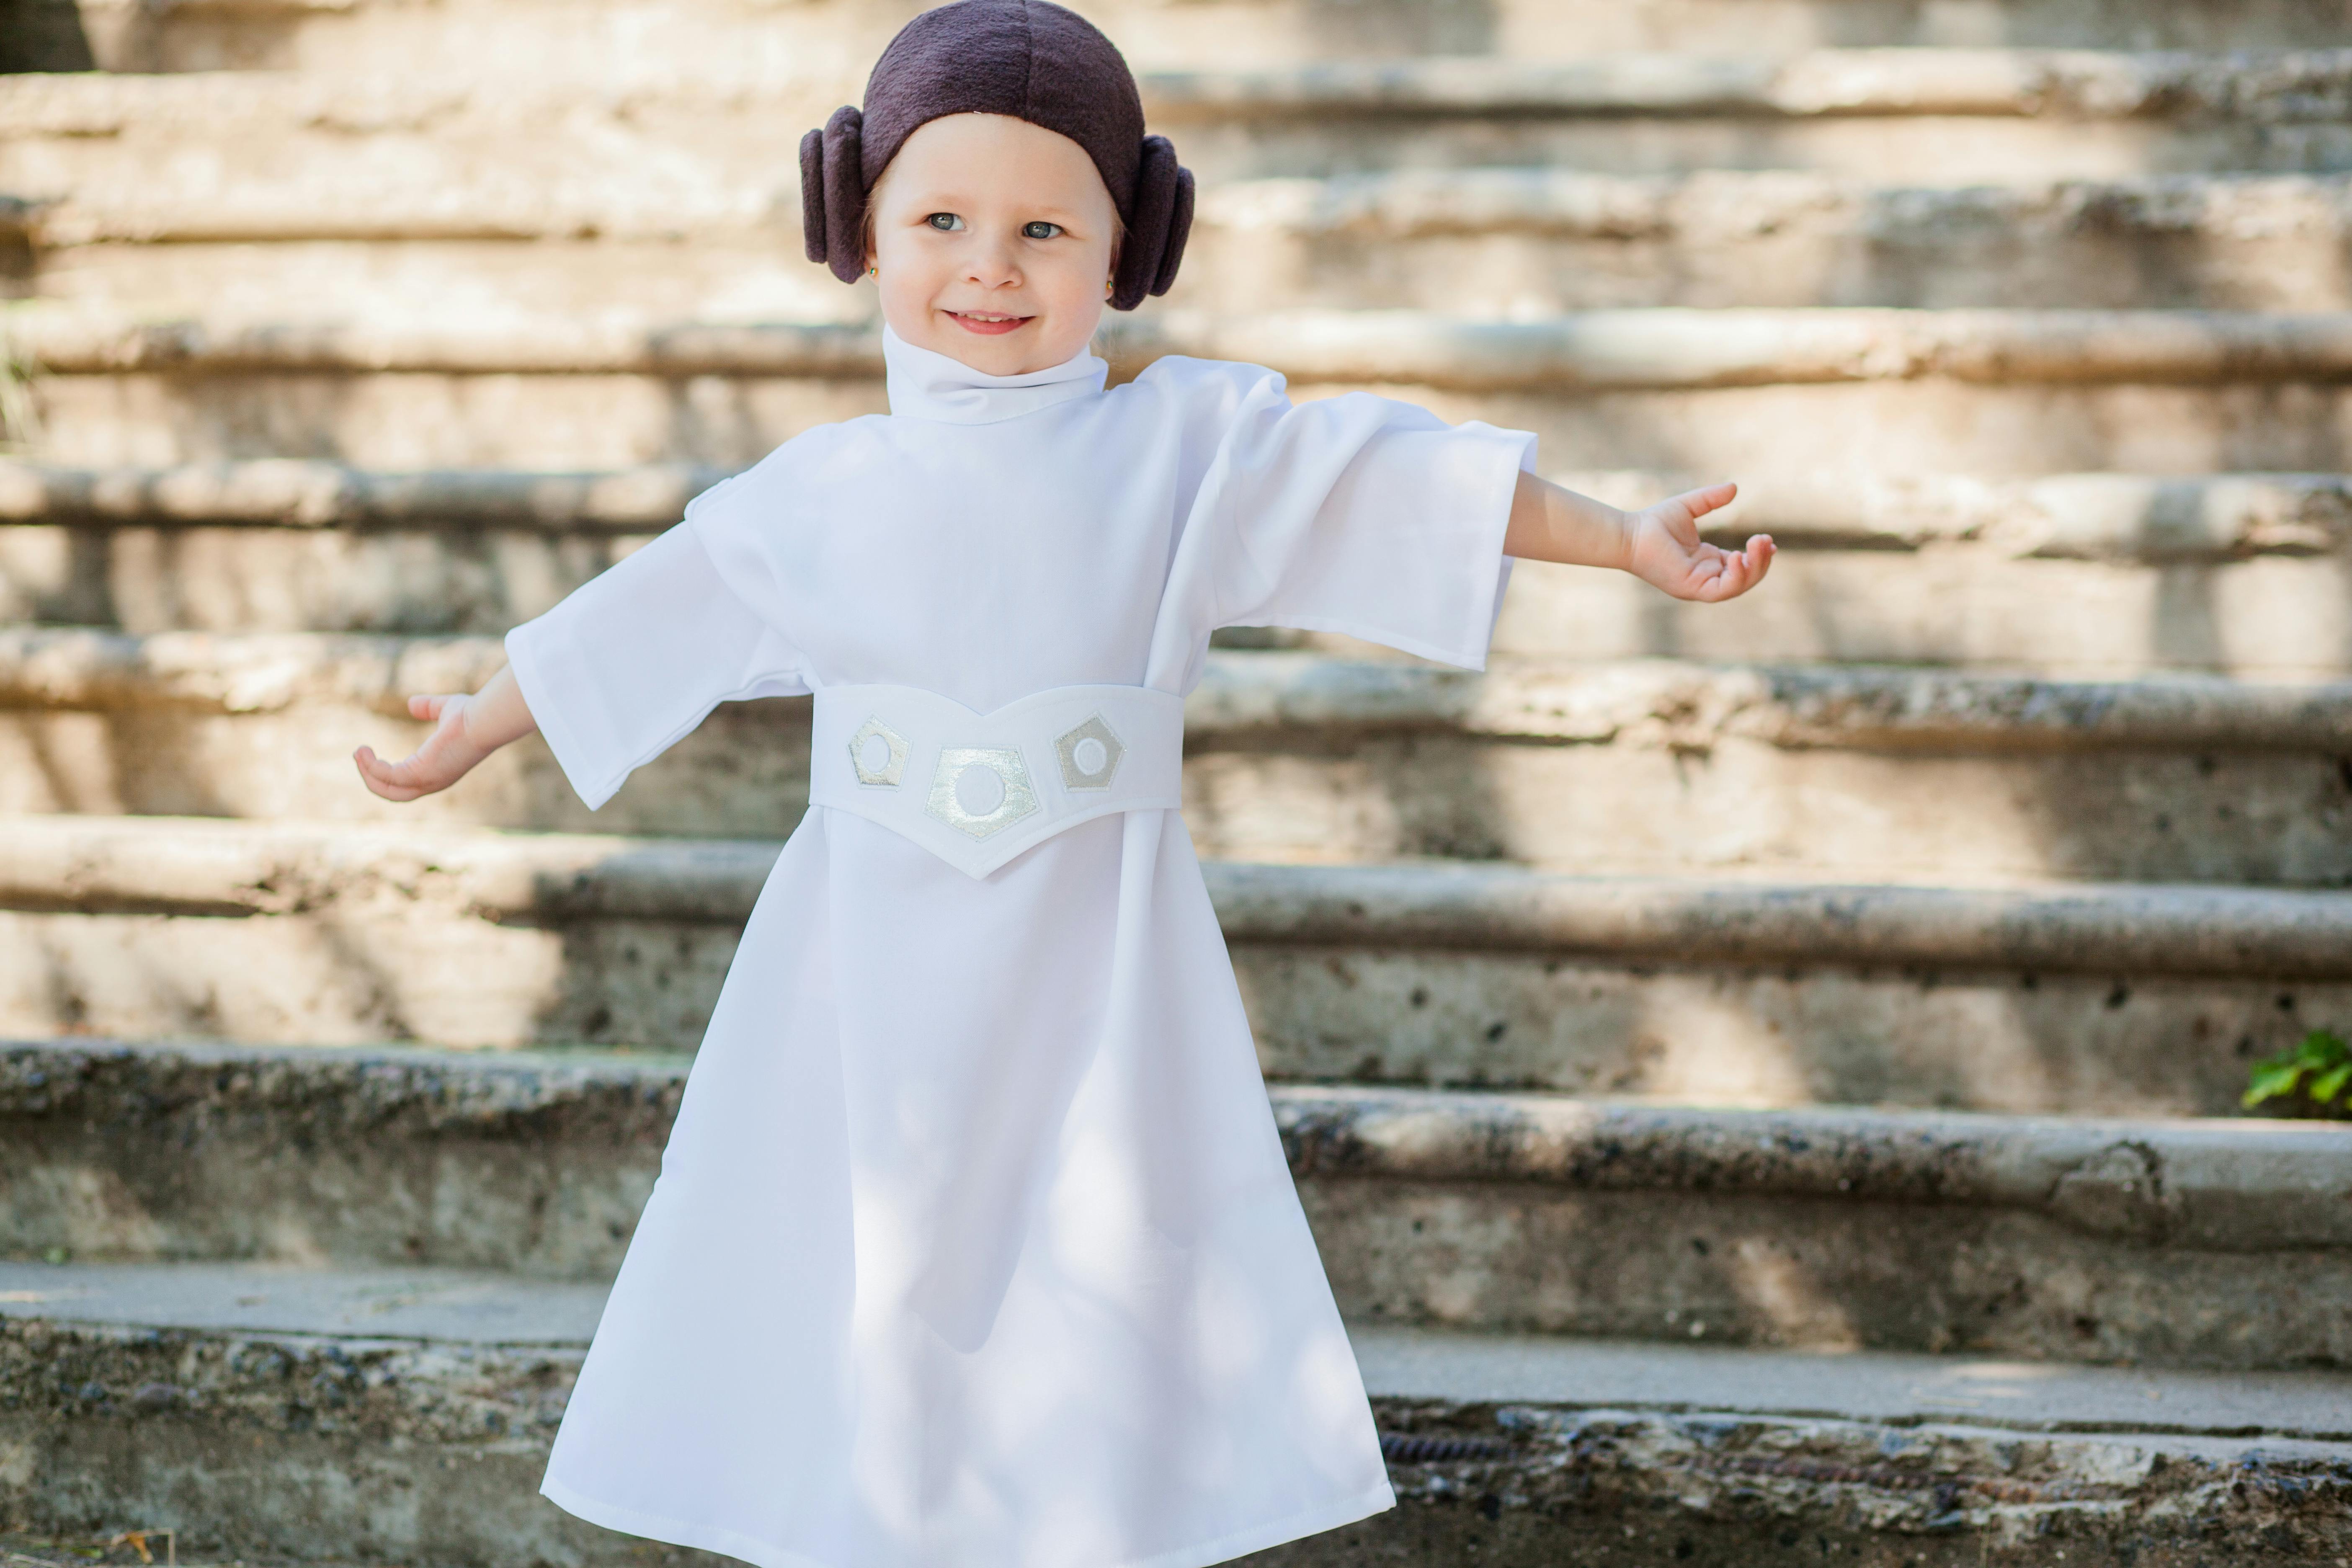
[865,113,1120,377]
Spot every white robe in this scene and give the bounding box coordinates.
[507,325,1535,1568]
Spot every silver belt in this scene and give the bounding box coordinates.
[808,682,1186,878]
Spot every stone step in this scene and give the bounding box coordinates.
[12,305,2352,472]
[5,1258,2347,1567]
[56,0,2352,77]
[5,55,2349,225]
[1200,170,2352,314]
[6,461,2350,678]
[5,638,2349,882]
[19,172,2352,319]
[5,822,2349,1112]
[6,1041,2350,1368]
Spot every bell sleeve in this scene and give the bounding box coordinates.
[1185,363,1537,671]
[503,484,807,813]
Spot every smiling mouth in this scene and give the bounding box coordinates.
[944,309,1033,335]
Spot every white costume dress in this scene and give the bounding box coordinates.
[508,325,1535,1568]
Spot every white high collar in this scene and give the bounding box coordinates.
[882,322,1109,425]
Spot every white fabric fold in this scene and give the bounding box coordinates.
[882,323,1109,424]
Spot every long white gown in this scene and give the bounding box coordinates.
[507,324,1535,1568]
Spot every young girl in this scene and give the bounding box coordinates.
[354,4,1772,1564]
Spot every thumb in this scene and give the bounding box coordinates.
[1669,480,1738,524]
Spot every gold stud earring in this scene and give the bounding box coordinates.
[869,265,878,278]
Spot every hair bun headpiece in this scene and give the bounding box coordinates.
[799,0,1193,310]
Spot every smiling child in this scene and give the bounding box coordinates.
[352,4,1771,1565]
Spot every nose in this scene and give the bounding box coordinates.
[963,229,1021,291]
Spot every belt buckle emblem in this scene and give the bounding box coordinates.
[926,746,1042,840]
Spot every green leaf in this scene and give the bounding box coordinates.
[2300,1029,2351,1065]
[2294,1031,2343,1068]
[2308,1063,2352,1104]
[2244,1060,2308,1107]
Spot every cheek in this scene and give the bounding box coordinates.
[873,233,950,302]
[1044,236,1118,303]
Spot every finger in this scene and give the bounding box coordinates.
[1668,480,1739,524]
[361,734,450,787]
[353,745,426,802]
[1694,535,1774,601]
[409,693,454,721]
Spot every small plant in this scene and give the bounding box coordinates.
[2242,1028,2352,1117]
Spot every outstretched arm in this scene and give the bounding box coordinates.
[1503,472,1774,603]
[353,663,538,802]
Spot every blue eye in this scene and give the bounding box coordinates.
[926,213,964,231]
[1022,220,1063,240]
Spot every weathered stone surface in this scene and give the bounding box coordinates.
[5,461,2347,554]
[5,820,2351,1107]
[7,464,2347,673]
[14,634,2352,750]
[0,1310,717,1568]
[23,355,2352,475]
[3,1259,2349,1565]
[1235,944,2352,1115]
[21,173,2352,318]
[58,0,2352,78]
[0,1044,684,1278]
[1192,170,2352,313]
[25,55,2349,261]
[1139,51,2352,124]
[6,642,2350,879]
[19,305,2352,389]
[1272,1408,2352,1568]
[1305,1184,2352,1366]
[10,51,2352,134]
[1270,1087,2352,1251]
[1495,548,2352,678]
[0,457,732,530]
[7,1042,2351,1367]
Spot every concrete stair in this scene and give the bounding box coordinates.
[5,459,2350,673]
[14,303,2352,475]
[5,0,2350,1562]
[8,1256,2349,1566]
[5,638,2349,879]
[8,54,2352,191]
[49,0,2352,77]
[5,816,2349,1113]
[4,1041,2351,1560]
[7,1039,2350,1364]
[19,170,2352,319]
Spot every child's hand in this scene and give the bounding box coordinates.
[354,663,538,802]
[354,693,495,802]
[1624,482,1774,603]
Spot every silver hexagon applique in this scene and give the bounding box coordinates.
[925,746,1041,840]
[1054,713,1124,791]
[848,715,909,788]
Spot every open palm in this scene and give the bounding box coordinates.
[353,693,490,802]
[1625,482,1774,603]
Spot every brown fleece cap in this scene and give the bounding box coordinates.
[799,0,1193,311]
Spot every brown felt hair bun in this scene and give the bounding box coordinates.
[799,0,1193,311]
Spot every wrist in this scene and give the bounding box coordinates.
[453,694,500,762]
[1608,504,1640,573]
